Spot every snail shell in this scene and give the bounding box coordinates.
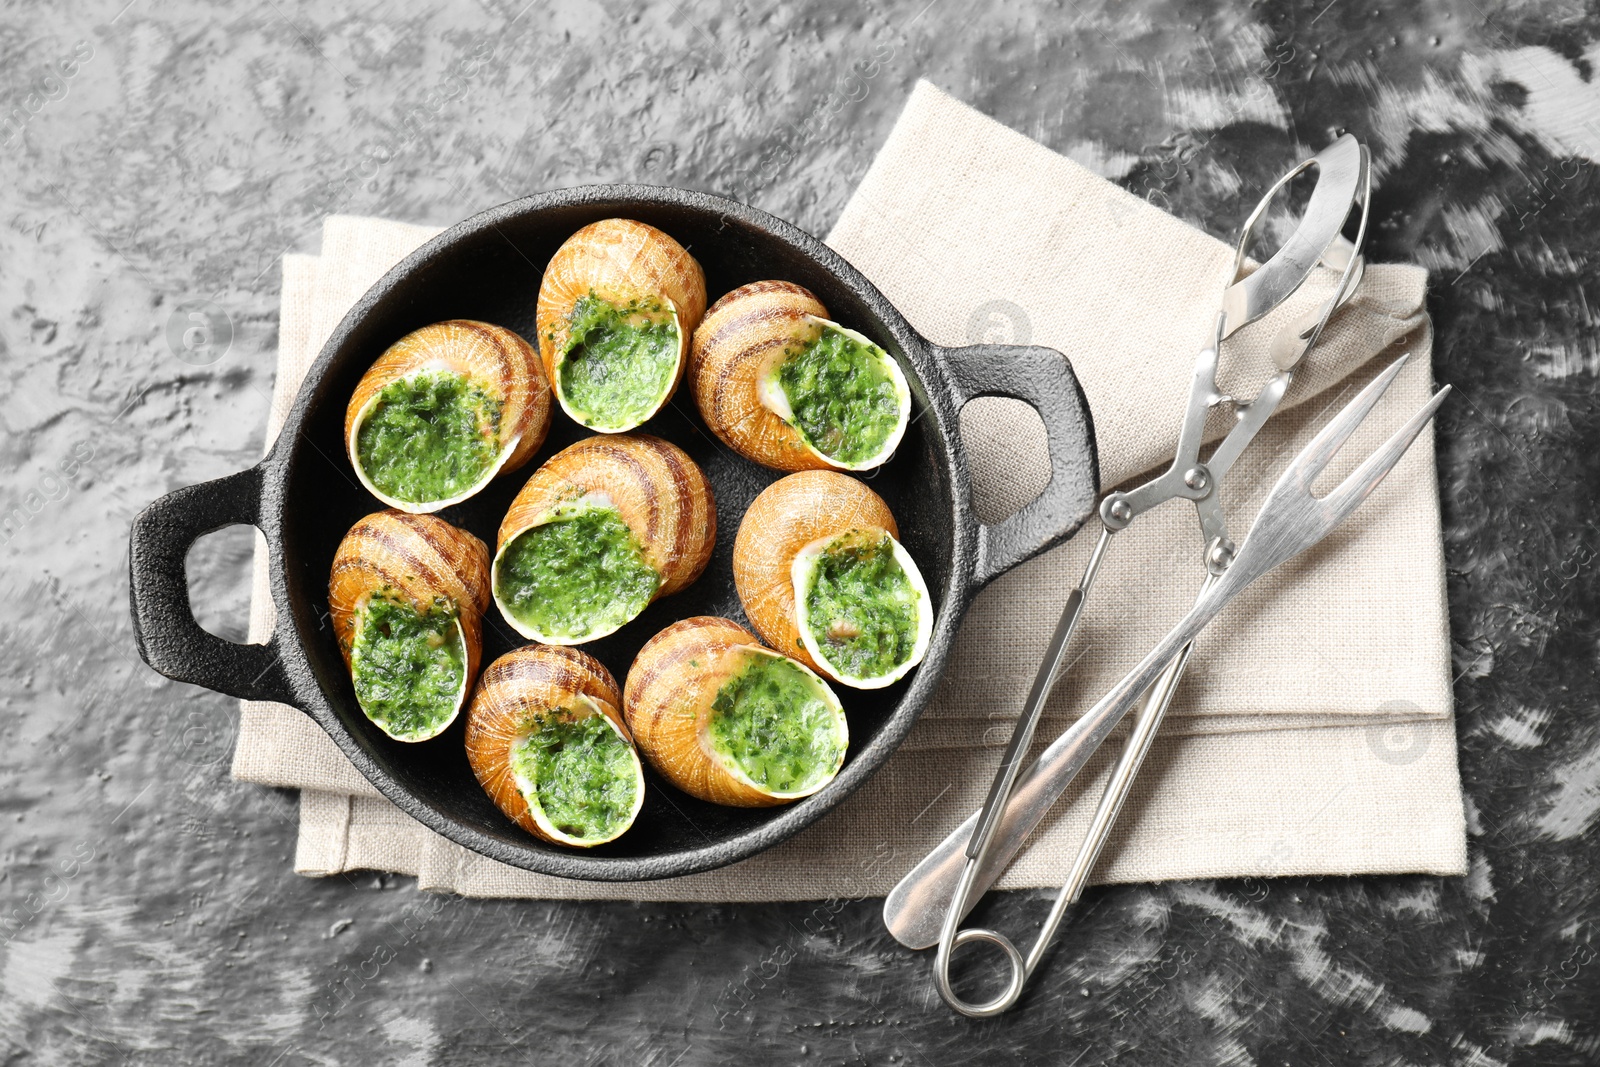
[688,281,910,472]
[464,645,644,847]
[536,219,708,433]
[624,617,847,807]
[733,471,933,689]
[493,433,716,644]
[328,510,492,742]
[345,320,551,513]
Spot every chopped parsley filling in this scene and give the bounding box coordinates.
[511,711,639,842]
[708,651,845,795]
[555,292,679,429]
[802,530,920,680]
[350,593,465,741]
[775,326,903,465]
[495,504,659,641]
[355,370,501,503]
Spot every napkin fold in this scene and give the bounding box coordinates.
[233,80,1466,900]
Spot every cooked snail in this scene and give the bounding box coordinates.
[345,320,551,513]
[464,645,644,847]
[734,471,932,690]
[689,280,911,472]
[493,433,716,644]
[624,617,847,807]
[328,510,491,742]
[535,218,708,433]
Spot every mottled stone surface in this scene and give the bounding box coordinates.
[2,0,1598,1063]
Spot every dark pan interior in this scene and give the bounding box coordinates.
[272,191,964,878]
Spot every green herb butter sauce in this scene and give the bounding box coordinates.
[510,710,639,842]
[350,593,465,741]
[355,371,502,503]
[708,651,845,795]
[775,326,903,465]
[495,503,659,641]
[555,292,679,428]
[802,531,921,680]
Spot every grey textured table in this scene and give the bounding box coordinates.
[3,0,1598,1063]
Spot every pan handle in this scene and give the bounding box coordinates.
[128,464,297,704]
[935,342,1100,591]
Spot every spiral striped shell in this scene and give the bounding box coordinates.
[328,511,492,739]
[732,471,898,674]
[623,617,846,807]
[689,281,834,472]
[689,281,911,472]
[535,219,707,431]
[464,645,643,847]
[344,320,551,512]
[493,434,717,641]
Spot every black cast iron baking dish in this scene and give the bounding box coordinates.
[128,185,1099,881]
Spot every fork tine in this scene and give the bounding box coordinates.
[1292,353,1411,482]
[1317,384,1452,524]
[1226,378,1451,591]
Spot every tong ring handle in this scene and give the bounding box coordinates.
[935,925,1028,1018]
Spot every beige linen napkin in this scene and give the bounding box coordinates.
[233,80,1466,900]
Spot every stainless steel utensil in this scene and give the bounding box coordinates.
[919,354,1448,1015]
[883,136,1451,1017]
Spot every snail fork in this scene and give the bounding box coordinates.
[1227,358,1451,583]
